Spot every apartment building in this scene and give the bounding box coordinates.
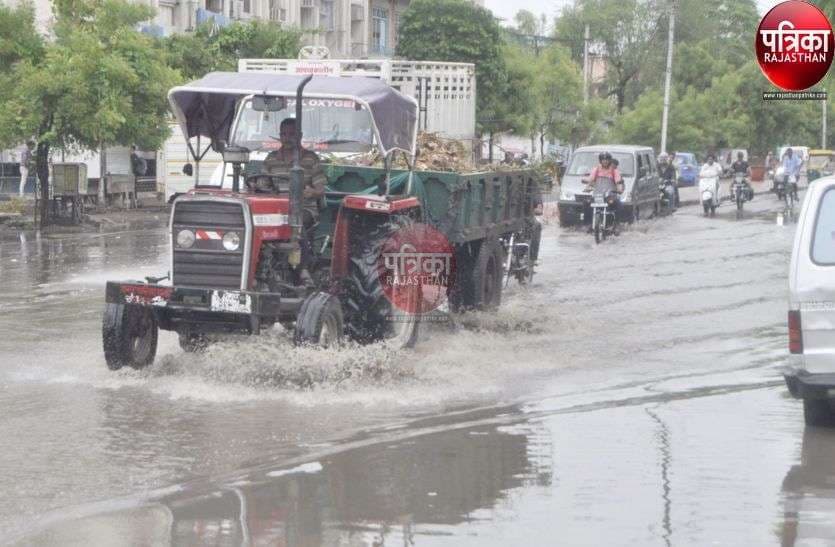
[7,0,482,59]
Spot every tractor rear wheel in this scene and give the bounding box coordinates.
[102,303,158,370]
[343,215,420,349]
[294,292,344,348]
[470,238,504,311]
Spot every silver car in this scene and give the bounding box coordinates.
[785,176,835,425]
[557,145,661,227]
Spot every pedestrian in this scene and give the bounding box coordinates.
[130,145,147,177]
[18,140,34,197]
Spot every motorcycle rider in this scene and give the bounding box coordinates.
[658,153,679,208]
[730,151,754,201]
[583,152,624,228]
[781,147,802,199]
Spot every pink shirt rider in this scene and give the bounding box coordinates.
[588,165,622,184]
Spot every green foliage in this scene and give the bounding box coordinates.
[164,21,303,81]
[0,2,44,71]
[397,0,509,135]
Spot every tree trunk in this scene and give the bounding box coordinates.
[530,134,536,160]
[488,132,494,163]
[37,141,50,227]
[540,133,546,160]
[98,143,107,205]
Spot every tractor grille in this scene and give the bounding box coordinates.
[172,200,247,290]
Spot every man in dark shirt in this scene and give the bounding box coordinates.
[730,151,753,200]
[658,153,679,207]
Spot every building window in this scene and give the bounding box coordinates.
[160,5,175,27]
[320,0,334,31]
[206,0,223,14]
[372,7,388,53]
[243,0,250,13]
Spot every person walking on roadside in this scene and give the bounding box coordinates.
[18,141,34,197]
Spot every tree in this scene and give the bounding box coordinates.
[513,9,550,56]
[554,0,664,113]
[164,20,303,81]
[0,2,44,72]
[397,0,510,142]
[0,0,179,224]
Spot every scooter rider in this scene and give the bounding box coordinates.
[658,153,679,208]
[730,151,754,200]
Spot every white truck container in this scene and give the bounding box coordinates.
[237,58,476,141]
[158,58,477,198]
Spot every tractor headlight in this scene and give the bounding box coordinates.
[222,231,240,251]
[176,229,195,248]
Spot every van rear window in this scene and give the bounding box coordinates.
[811,188,835,264]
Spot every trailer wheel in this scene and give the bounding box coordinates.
[102,303,158,370]
[178,332,209,353]
[470,238,504,311]
[343,215,420,348]
[294,292,344,348]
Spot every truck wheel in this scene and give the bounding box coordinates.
[343,216,420,349]
[178,332,209,353]
[102,303,158,370]
[294,292,344,348]
[804,399,835,427]
[470,238,504,311]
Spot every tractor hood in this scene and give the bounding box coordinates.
[168,71,418,157]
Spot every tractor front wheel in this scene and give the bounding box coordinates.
[294,292,344,348]
[102,303,158,370]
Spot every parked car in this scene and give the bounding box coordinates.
[784,175,835,425]
[673,152,698,187]
[557,145,661,227]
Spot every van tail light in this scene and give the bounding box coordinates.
[789,310,803,354]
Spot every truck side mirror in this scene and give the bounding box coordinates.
[182,163,193,176]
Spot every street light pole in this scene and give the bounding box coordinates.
[583,24,590,105]
[660,1,675,155]
[823,91,828,149]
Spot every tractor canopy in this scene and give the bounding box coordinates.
[168,72,418,158]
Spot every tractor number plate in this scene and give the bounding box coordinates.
[210,291,252,314]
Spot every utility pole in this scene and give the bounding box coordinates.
[823,91,828,149]
[583,24,590,105]
[660,0,675,155]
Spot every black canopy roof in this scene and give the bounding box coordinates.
[168,71,418,156]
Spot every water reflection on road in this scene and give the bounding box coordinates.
[2,192,830,545]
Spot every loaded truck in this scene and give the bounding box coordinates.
[102,72,541,370]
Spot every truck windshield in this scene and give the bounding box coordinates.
[567,152,634,177]
[231,97,376,155]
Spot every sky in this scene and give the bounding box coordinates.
[483,0,786,26]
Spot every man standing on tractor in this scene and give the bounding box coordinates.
[263,117,327,284]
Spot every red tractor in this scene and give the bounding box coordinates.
[102,72,541,370]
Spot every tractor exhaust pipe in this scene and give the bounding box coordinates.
[289,75,314,263]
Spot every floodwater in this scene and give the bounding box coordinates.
[0,191,825,546]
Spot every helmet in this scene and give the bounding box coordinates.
[599,152,612,162]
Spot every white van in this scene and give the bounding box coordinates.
[785,176,835,425]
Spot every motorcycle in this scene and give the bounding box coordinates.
[699,173,720,217]
[729,173,751,217]
[658,177,677,215]
[583,176,619,244]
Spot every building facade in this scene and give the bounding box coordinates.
[6,0,482,59]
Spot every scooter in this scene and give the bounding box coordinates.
[658,177,677,215]
[699,174,720,217]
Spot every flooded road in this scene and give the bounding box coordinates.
[0,192,824,545]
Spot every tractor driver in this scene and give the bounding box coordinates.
[262,117,327,285]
